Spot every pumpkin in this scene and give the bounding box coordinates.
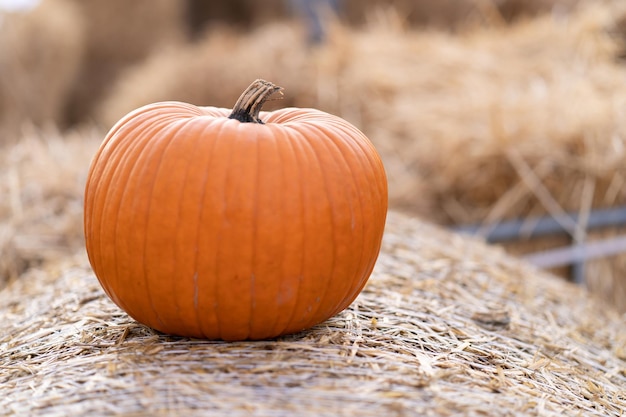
[84,79,388,340]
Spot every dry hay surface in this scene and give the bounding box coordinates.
[1,213,625,416]
[0,128,100,284]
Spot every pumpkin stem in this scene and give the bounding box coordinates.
[228,79,284,124]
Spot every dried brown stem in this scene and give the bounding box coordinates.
[228,79,283,124]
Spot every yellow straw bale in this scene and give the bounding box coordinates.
[0,212,624,415]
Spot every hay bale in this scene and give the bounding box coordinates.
[1,212,624,415]
[0,127,100,287]
[326,3,626,224]
[0,0,84,144]
[64,0,188,124]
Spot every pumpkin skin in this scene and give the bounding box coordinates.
[84,80,388,340]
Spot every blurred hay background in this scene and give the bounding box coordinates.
[63,0,188,125]
[0,0,84,142]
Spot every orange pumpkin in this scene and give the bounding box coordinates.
[84,79,388,340]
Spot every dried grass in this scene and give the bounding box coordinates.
[0,0,84,144]
[1,212,624,416]
[0,126,100,286]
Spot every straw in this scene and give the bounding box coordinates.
[1,212,624,416]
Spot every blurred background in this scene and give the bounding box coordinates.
[1,0,626,312]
